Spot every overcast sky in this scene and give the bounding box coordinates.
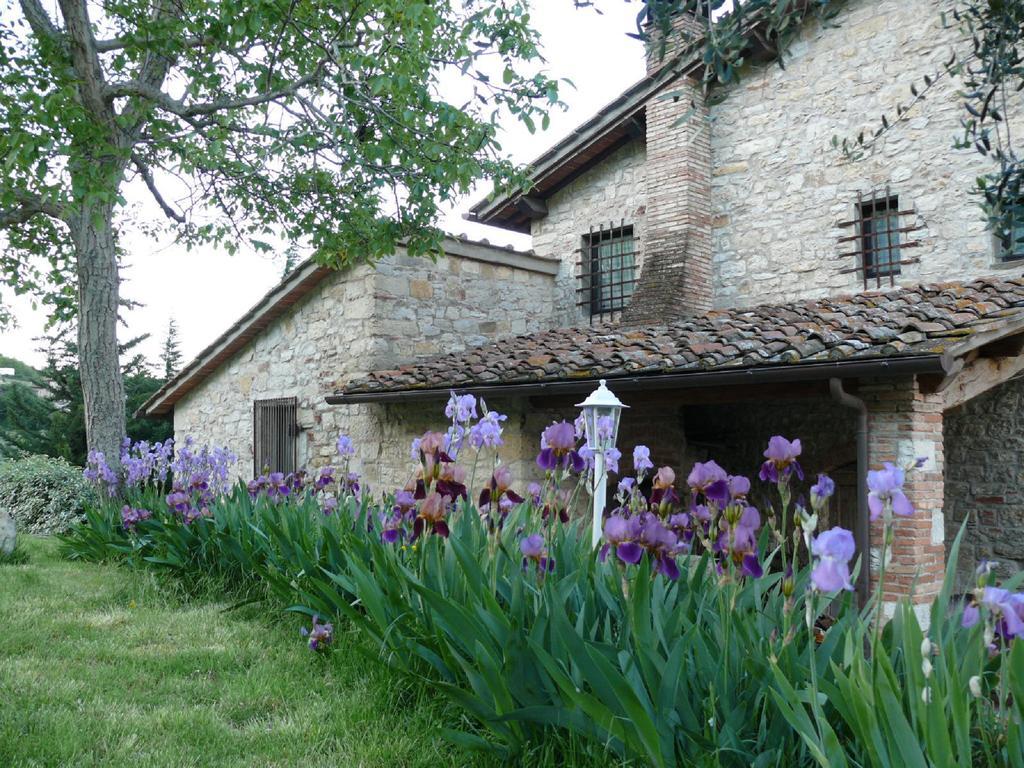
[0,2,646,370]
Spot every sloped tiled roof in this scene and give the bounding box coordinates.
[339,276,1024,397]
[139,235,550,417]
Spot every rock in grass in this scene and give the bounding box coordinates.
[0,506,16,557]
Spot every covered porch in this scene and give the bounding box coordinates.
[330,277,1024,611]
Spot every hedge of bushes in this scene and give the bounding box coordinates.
[0,454,95,534]
[62,400,1024,767]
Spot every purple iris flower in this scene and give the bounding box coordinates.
[687,460,730,507]
[536,421,584,473]
[315,466,335,490]
[600,513,683,579]
[714,505,763,578]
[728,474,751,501]
[321,496,338,515]
[121,505,152,531]
[867,463,914,520]
[542,421,575,451]
[962,603,980,629]
[340,471,360,496]
[336,434,355,457]
[617,477,636,498]
[381,512,404,543]
[582,446,622,474]
[759,436,804,483]
[247,476,267,498]
[300,615,334,651]
[811,474,835,501]
[633,445,653,473]
[810,527,856,592]
[637,516,683,580]
[394,489,416,511]
[526,482,542,506]
[266,472,290,500]
[166,489,191,514]
[84,450,120,497]
[520,533,555,573]
[520,533,544,558]
[600,515,643,565]
[963,587,1024,639]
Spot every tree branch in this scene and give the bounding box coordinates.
[0,194,64,229]
[131,153,185,223]
[119,0,179,138]
[94,34,209,53]
[18,0,63,45]
[56,0,111,120]
[105,64,328,117]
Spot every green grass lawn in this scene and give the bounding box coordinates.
[0,536,488,768]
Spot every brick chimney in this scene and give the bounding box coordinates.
[623,7,712,326]
[644,3,709,76]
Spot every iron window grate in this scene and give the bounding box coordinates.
[836,188,923,289]
[253,397,297,477]
[998,208,1024,263]
[576,221,638,323]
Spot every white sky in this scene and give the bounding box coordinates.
[0,2,645,370]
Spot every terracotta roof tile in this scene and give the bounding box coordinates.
[340,275,1024,396]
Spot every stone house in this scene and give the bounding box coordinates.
[141,0,1024,613]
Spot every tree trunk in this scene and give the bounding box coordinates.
[71,202,126,465]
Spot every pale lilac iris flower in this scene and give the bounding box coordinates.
[633,445,653,473]
[469,411,507,449]
[810,527,856,592]
[445,392,478,424]
[867,463,914,520]
[336,434,355,457]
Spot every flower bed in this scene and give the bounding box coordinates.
[63,396,1024,766]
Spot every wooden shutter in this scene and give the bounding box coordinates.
[253,397,297,476]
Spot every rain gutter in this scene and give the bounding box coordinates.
[829,377,870,606]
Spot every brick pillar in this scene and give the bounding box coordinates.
[861,377,945,622]
[621,74,711,325]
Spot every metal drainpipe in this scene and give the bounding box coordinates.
[829,378,870,606]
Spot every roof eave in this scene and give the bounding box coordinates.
[326,354,949,405]
[138,258,331,418]
[467,50,705,231]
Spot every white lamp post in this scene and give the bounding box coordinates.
[576,379,628,548]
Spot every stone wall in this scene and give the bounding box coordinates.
[709,0,1024,309]
[173,263,378,480]
[173,245,557,484]
[530,140,648,327]
[944,375,1024,590]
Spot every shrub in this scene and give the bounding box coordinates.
[0,454,96,534]
[63,403,1024,767]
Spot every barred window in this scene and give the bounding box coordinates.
[837,188,921,288]
[253,397,297,476]
[997,210,1024,263]
[579,223,637,321]
[860,195,902,279]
